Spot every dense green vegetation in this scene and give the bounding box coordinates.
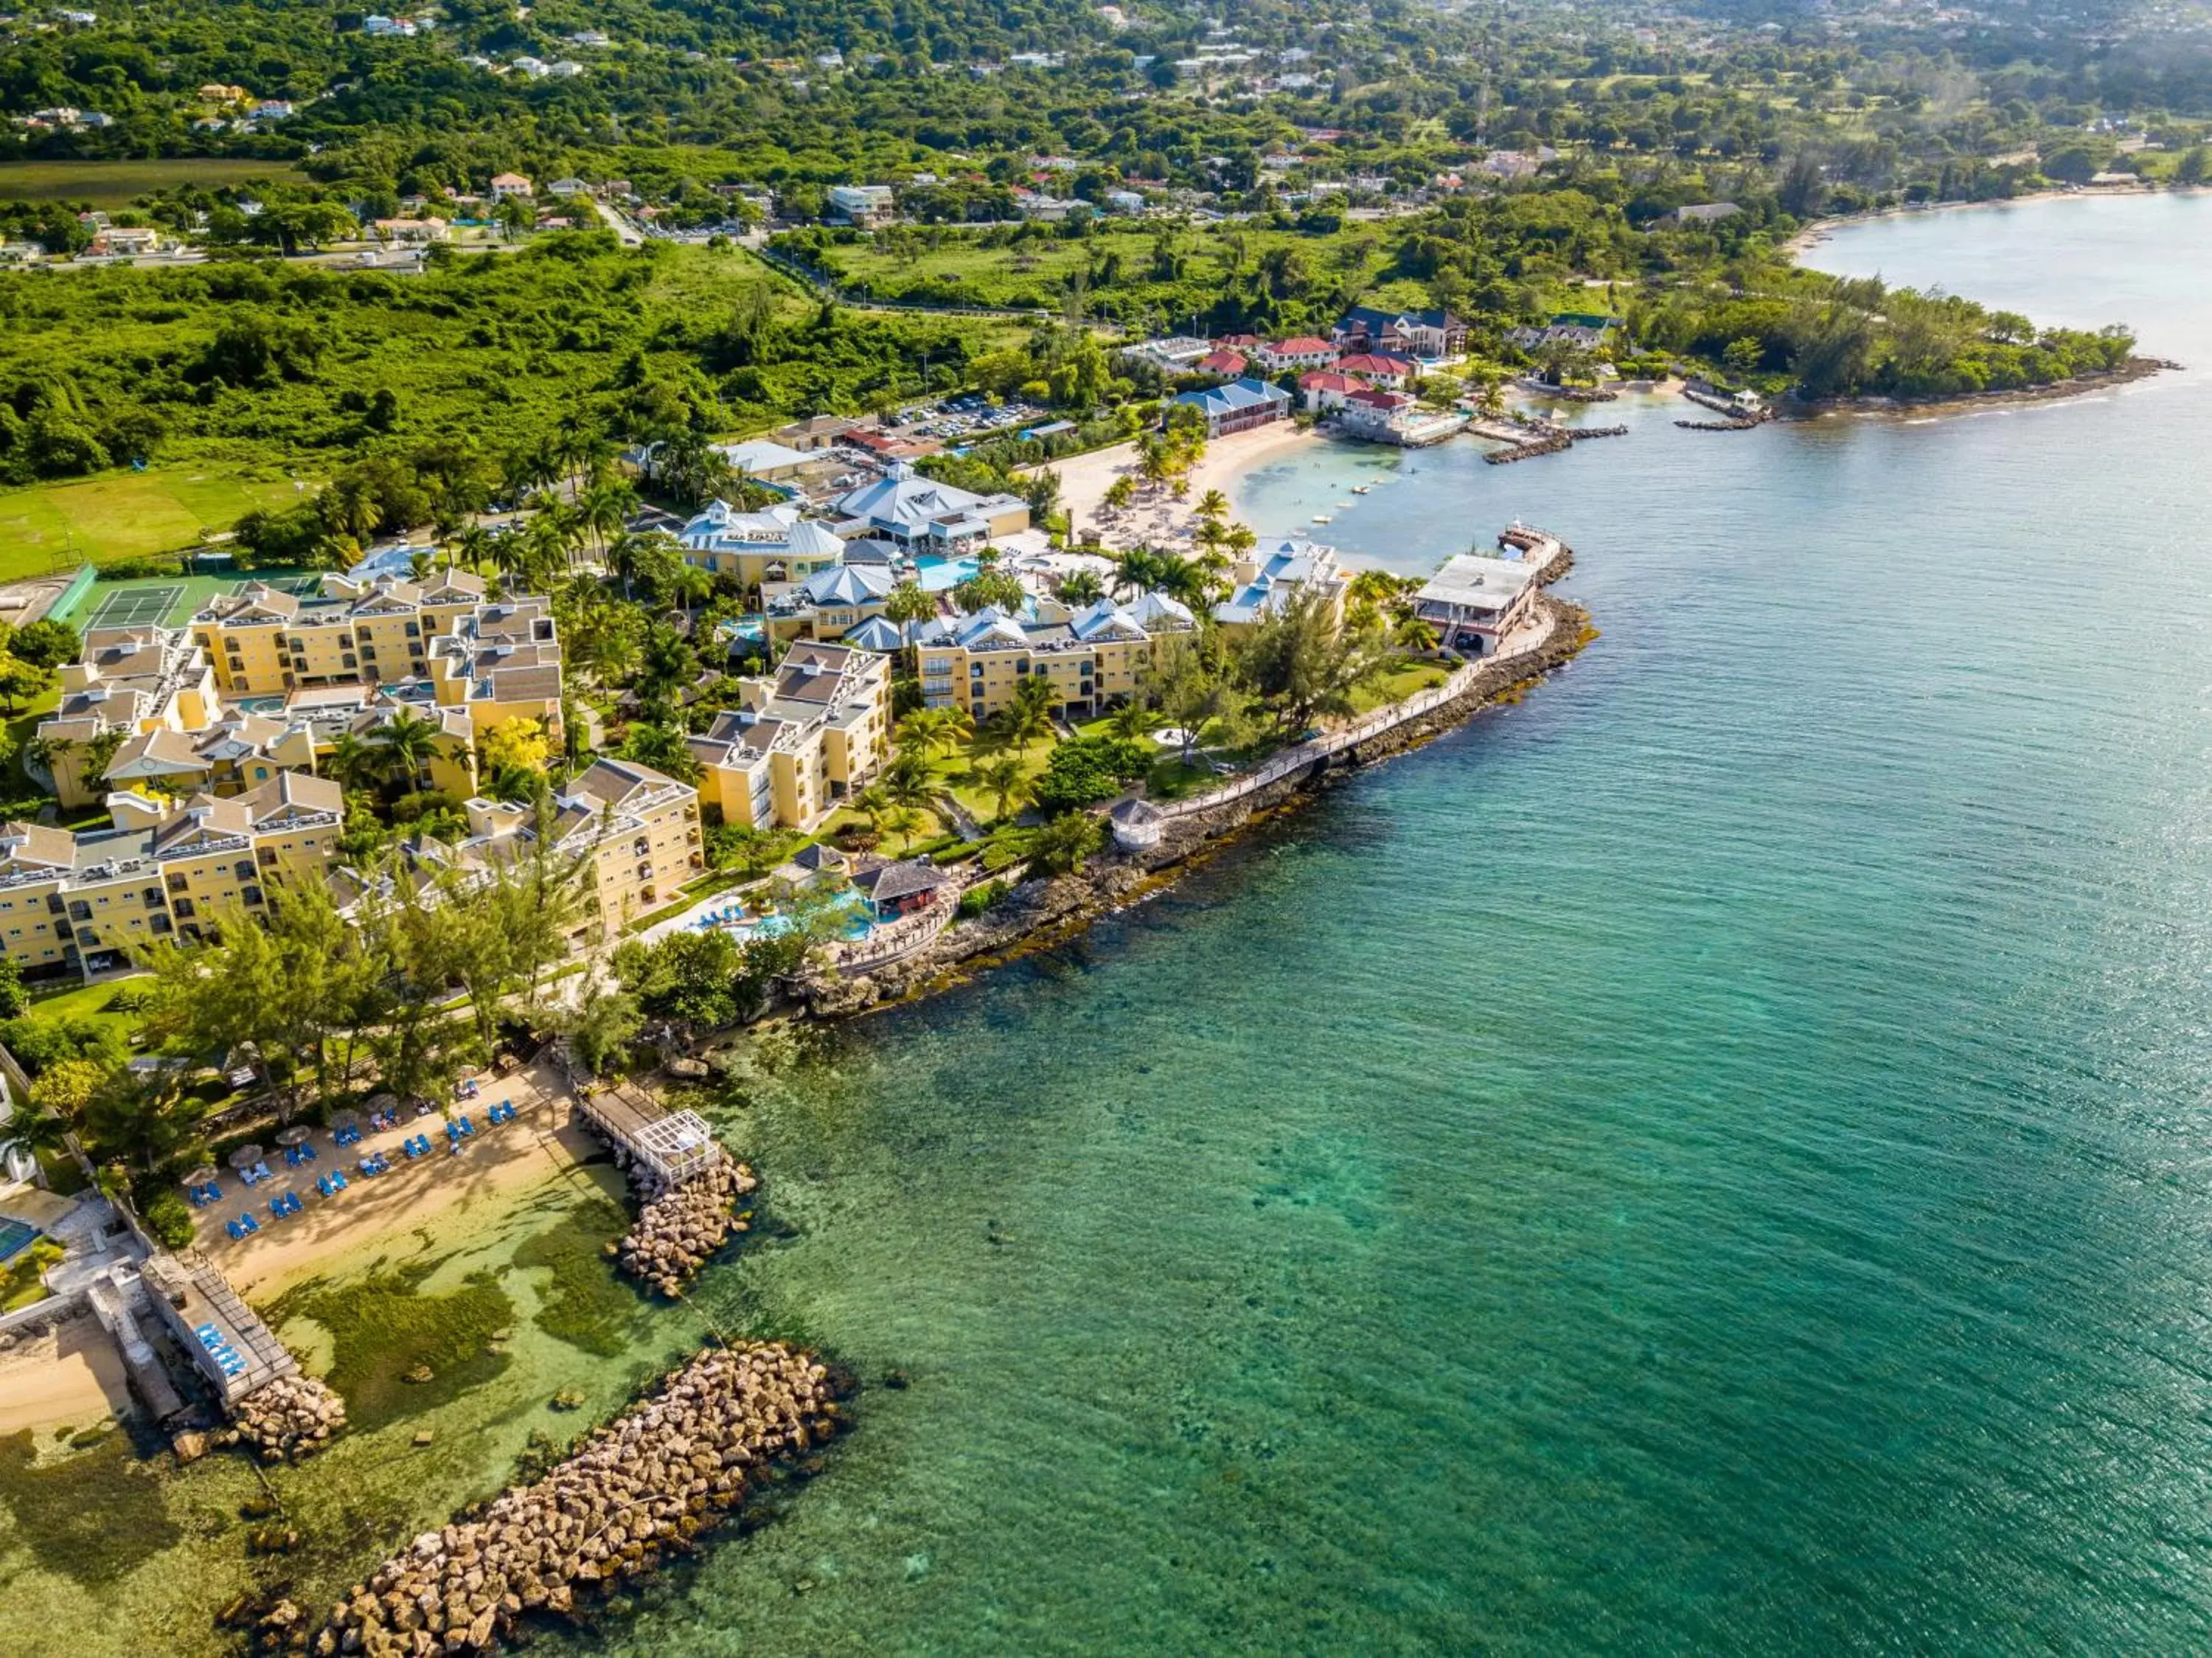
[0,235,1023,488]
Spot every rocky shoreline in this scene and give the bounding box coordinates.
[222,1376,349,1463]
[613,1157,759,1298]
[804,592,1596,1021]
[270,1341,850,1657]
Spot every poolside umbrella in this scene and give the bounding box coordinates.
[274,1125,313,1148]
[227,1144,265,1170]
[182,1165,218,1188]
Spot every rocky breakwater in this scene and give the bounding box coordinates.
[221,1376,348,1462]
[288,1342,849,1657]
[614,1156,759,1298]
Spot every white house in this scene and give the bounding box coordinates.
[827,184,897,227]
[1412,554,1541,657]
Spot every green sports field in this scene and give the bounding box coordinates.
[0,465,312,581]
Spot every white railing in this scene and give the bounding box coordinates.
[831,883,964,975]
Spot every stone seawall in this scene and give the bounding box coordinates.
[805,594,1595,1019]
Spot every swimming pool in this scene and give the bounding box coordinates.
[692,887,874,942]
[911,554,980,594]
[0,1218,42,1265]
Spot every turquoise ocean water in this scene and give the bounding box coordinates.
[577,194,2212,1654]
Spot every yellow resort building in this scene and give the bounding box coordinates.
[361,758,705,948]
[687,642,893,830]
[32,626,220,808]
[191,570,494,697]
[914,592,1197,721]
[24,575,569,811]
[0,771,346,979]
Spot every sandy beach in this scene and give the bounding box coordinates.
[1045,420,1323,551]
[193,1060,608,1297]
[0,1316,133,1436]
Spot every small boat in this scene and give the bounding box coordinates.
[1350,484,1372,494]
[1311,514,1332,524]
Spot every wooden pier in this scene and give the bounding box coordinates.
[139,1249,299,1404]
[571,1081,721,1186]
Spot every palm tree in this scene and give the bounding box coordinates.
[324,731,377,789]
[450,522,493,576]
[849,783,891,844]
[997,675,1057,750]
[370,710,443,791]
[1113,547,1159,599]
[975,754,1031,822]
[1108,697,1152,742]
[882,580,938,675]
[881,748,938,812]
[21,733,77,791]
[1194,488,1230,525]
[1347,569,1403,608]
[1396,615,1441,653]
[897,708,948,758]
[1059,569,1105,606]
[578,478,636,561]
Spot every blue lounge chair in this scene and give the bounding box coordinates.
[457,1115,476,1137]
[238,1212,260,1235]
[225,1219,243,1240]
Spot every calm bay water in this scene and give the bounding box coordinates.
[584,195,2212,1654]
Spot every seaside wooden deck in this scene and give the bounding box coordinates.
[571,1081,720,1186]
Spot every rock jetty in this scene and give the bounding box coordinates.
[222,1376,347,1462]
[614,1156,758,1297]
[295,1342,846,1657]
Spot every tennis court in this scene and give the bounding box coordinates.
[56,570,324,631]
[83,583,184,628]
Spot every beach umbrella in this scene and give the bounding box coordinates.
[366,1093,399,1115]
[328,1109,362,1131]
[274,1125,313,1148]
[227,1144,265,1170]
[183,1165,218,1187]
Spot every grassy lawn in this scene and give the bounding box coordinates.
[924,730,1057,825]
[23,976,151,1041]
[1352,656,1452,715]
[0,158,305,208]
[0,462,311,577]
